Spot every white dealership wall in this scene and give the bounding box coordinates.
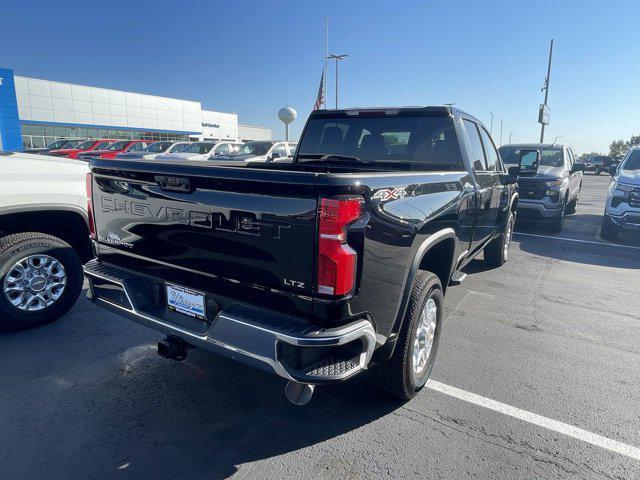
[11,73,271,142]
[190,110,239,141]
[14,76,203,134]
[238,124,272,141]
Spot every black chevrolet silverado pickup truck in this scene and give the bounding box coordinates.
[84,106,536,404]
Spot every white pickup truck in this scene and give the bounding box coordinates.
[0,151,90,330]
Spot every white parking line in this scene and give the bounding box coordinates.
[514,232,640,250]
[426,380,640,461]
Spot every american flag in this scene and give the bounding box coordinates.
[313,71,325,110]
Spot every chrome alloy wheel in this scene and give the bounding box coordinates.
[3,255,67,312]
[413,298,437,375]
[504,215,514,260]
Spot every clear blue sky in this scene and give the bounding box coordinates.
[2,0,639,154]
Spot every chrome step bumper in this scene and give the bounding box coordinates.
[83,259,376,384]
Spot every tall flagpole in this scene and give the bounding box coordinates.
[324,17,329,109]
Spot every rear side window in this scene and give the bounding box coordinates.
[463,120,486,171]
[479,127,499,171]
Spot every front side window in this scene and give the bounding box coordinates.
[479,127,499,171]
[463,120,486,171]
[183,142,215,154]
[168,143,188,153]
[271,144,287,157]
[297,113,462,168]
[126,142,146,152]
[46,139,70,150]
[236,141,272,155]
[103,141,129,151]
[145,141,172,153]
[75,140,96,150]
[214,143,230,155]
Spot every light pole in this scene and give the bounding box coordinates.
[489,112,494,135]
[327,54,347,109]
[499,120,503,146]
[539,39,554,143]
[509,132,512,143]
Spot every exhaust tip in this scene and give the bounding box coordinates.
[284,381,315,405]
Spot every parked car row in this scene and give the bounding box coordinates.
[22,138,299,164]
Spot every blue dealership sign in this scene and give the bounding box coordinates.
[0,68,22,151]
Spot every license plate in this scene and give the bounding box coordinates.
[166,284,206,320]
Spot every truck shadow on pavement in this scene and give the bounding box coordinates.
[0,296,403,480]
[513,214,640,270]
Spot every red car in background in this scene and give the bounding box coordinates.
[76,140,150,160]
[48,139,116,159]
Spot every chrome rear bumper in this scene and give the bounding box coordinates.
[84,259,376,384]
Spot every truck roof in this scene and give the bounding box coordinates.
[500,143,566,149]
[310,105,485,127]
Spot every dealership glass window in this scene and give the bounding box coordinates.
[30,125,44,137]
[17,123,190,150]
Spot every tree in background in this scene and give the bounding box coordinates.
[609,139,628,158]
[608,133,640,157]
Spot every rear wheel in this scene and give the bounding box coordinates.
[372,271,443,400]
[484,210,515,268]
[0,232,83,331]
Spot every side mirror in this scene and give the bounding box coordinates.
[571,163,585,174]
[518,149,540,174]
[501,166,520,184]
[271,152,281,160]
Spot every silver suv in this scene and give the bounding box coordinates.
[601,145,640,240]
[499,144,584,233]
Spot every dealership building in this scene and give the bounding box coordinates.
[0,67,272,151]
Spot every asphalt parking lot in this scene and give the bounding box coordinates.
[1,173,639,480]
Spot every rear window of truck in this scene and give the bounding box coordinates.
[297,113,462,169]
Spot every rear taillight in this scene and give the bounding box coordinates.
[317,196,364,296]
[86,172,96,239]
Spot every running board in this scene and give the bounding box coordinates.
[449,270,467,286]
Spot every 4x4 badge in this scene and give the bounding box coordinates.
[373,187,407,201]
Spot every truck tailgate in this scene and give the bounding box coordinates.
[90,160,319,295]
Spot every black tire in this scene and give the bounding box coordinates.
[372,271,444,400]
[0,232,83,331]
[484,210,515,268]
[548,197,567,233]
[566,194,578,215]
[600,218,619,242]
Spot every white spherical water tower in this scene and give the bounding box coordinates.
[278,106,297,141]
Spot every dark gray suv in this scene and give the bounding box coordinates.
[499,144,584,233]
